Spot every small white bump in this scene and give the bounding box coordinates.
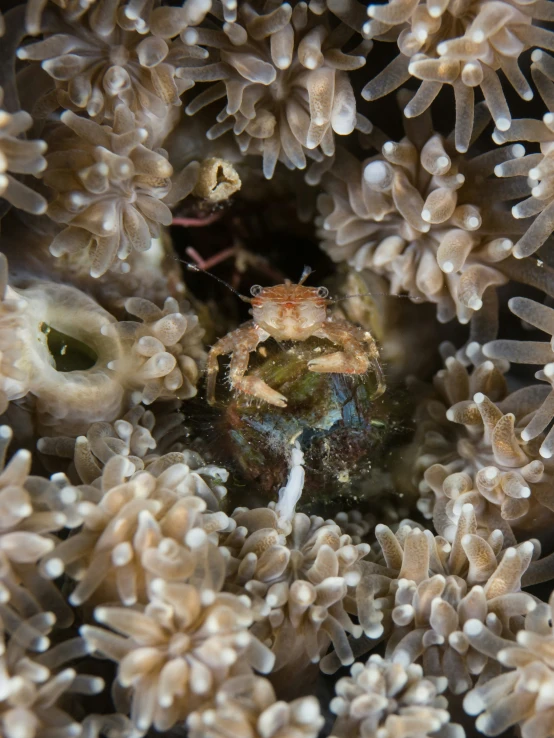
[463,619,484,637]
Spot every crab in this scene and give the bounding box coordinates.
[206,267,386,407]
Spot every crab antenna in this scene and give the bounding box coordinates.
[330,292,424,303]
[298,265,313,285]
[182,261,252,303]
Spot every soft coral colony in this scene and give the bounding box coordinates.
[1,0,554,736]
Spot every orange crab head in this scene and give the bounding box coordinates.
[250,283,329,341]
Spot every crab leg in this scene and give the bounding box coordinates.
[207,322,287,407]
[309,318,386,399]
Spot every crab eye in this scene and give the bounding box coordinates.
[250,285,263,297]
[317,286,329,298]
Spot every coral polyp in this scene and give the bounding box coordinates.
[1,0,554,736]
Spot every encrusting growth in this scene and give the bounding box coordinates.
[0,258,125,436]
[0,254,206,438]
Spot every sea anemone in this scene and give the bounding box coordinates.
[463,589,554,737]
[315,99,546,333]
[187,674,324,738]
[407,343,554,542]
[484,297,554,459]
[333,0,554,152]
[0,87,47,215]
[0,609,104,738]
[222,506,370,676]
[81,578,275,732]
[177,1,370,179]
[39,451,231,606]
[43,106,173,278]
[101,294,206,405]
[330,654,463,738]
[339,505,536,691]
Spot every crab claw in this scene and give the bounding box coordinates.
[308,352,369,374]
[235,376,288,407]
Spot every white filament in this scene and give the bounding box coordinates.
[276,442,305,523]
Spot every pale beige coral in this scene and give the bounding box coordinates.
[484,297,554,459]
[315,101,545,330]
[407,343,554,543]
[329,506,536,690]
[178,2,369,179]
[0,88,47,215]
[0,610,104,738]
[0,255,34,415]
[101,295,206,404]
[187,674,324,738]
[81,713,143,738]
[40,451,230,606]
[43,106,174,278]
[37,405,158,483]
[330,0,554,152]
[0,255,205,437]
[463,590,554,737]
[18,0,184,123]
[222,506,370,675]
[81,578,275,732]
[0,425,71,629]
[330,654,463,738]
[37,404,223,493]
[0,263,125,436]
[489,50,554,258]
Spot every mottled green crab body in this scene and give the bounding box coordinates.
[205,337,409,505]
